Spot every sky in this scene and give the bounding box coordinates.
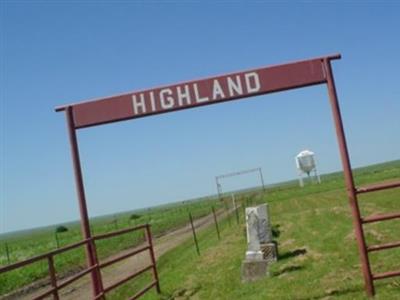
[1,1,399,233]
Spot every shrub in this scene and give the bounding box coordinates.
[129,214,141,220]
[55,225,68,233]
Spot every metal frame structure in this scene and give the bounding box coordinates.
[297,167,321,187]
[215,167,265,201]
[2,53,397,298]
[0,224,160,300]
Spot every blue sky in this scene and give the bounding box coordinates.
[1,2,399,233]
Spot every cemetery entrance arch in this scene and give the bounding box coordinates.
[56,54,400,297]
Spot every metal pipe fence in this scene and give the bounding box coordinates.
[0,224,160,300]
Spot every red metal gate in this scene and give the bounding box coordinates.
[50,53,398,297]
[0,224,160,299]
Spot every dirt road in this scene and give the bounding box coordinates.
[11,209,231,300]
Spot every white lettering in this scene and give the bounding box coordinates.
[212,79,225,100]
[227,75,243,96]
[177,85,191,106]
[245,72,261,93]
[149,91,157,112]
[159,88,174,109]
[193,83,209,103]
[131,94,147,115]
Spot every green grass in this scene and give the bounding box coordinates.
[109,160,400,299]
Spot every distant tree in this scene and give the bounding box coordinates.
[129,214,141,220]
[55,225,68,233]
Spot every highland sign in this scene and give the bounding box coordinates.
[56,57,326,129]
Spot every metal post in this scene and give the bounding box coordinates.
[232,194,239,225]
[189,213,200,256]
[65,107,104,297]
[47,255,60,300]
[5,243,10,264]
[235,205,240,225]
[114,216,118,230]
[55,232,60,249]
[212,206,221,240]
[259,168,266,192]
[215,177,222,202]
[298,170,304,188]
[145,225,161,293]
[324,59,374,297]
[224,200,232,227]
[314,168,321,184]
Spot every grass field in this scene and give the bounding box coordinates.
[106,160,400,299]
[1,160,399,298]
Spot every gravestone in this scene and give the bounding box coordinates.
[241,204,277,282]
[254,204,277,263]
[245,208,264,260]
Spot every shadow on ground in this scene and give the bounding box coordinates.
[272,264,305,277]
[278,248,307,260]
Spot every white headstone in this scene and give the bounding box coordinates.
[245,204,272,260]
[257,204,272,244]
[245,209,263,260]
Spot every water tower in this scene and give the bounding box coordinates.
[295,150,321,187]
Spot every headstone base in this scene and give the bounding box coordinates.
[241,259,268,282]
[260,242,278,263]
[245,250,264,260]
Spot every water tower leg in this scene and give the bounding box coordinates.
[315,169,321,184]
[298,173,304,187]
[308,172,314,184]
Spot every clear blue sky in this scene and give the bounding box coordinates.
[1,2,399,233]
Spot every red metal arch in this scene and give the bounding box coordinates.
[55,53,400,298]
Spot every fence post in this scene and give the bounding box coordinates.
[224,200,232,227]
[145,224,161,293]
[234,202,240,225]
[55,232,60,249]
[47,255,60,300]
[189,213,200,256]
[212,207,221,240]
[232,194,239,225]
[88,238,105,299]
[5,243,10,264]
[114,216,118,230]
